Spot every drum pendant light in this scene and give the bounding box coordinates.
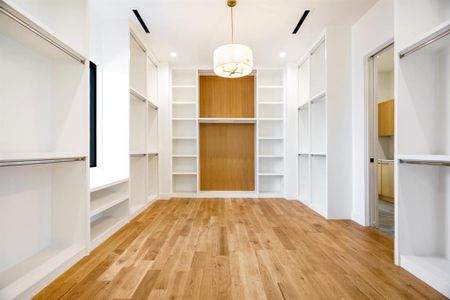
[213,0,253,78]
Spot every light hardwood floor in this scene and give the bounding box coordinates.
[35,198,445,299]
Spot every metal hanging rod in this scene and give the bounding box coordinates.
[399,159,450,167]
[0,157,85,168]
[400,26,450,59]
[130,31,147,53]
[130,153,147,157]
[130,88,147,102]
[0,3,86,64]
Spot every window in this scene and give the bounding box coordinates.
[90,61,97,168]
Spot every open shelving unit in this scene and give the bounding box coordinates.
[396,1,450,296]
[0,0,89,298]
[171,69,198,194]
[128,28,159,217]
[257,69,285,196]
[296,28,352,219]
[297,38,327,215]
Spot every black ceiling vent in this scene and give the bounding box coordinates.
[132,9,150,33]
[292,10,310,34]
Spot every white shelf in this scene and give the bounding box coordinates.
[0,244,85,300]
[258,173,284,176]
[259,102,284,105]
[259,155,284,158]
[198,118,256,123]
[172,69,197,86]
[171,85,196,88]
[90,191,129,217]
[90,216,127,244]
[172,118,197,121]
[259,137,283,140]
[173,172,197,175]
[173,174,197,193]
[90,177,129,193]
[311,152,327,156]
[259,118,283,121]
[172,154,197,158]
[172,137,197,140]
[258,85,284,89]
[401,256,450,298]
[0,1,86,64]
[173,101,197,105]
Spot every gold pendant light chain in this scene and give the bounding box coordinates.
[231,6,234,43]
[228,0,236,44]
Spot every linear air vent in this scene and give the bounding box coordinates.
[132,9,150,33]
[292,10,310,34]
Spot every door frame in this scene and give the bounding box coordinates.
[365,41,394,229]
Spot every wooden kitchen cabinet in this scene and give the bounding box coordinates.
[378,99,394,137]
[378,160,394,202]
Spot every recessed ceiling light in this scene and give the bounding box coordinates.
[279,52,286,58]
[170,52,177,58]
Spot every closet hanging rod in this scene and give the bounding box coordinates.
[0,157,85,168]
[130,88,147,102]
[399,26,450,59]
[130,153,146,157]
[130,31,147,53]
[0,3,86,64]
[399,159,450,167]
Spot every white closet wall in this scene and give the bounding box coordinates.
[395,0,450,296]
[0,0,89,298]
[297,26,352,219]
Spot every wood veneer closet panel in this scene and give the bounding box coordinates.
[199,75,255,118]
[200,123,255,191]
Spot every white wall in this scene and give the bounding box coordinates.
[351,0,394,225]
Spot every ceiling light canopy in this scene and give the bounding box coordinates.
[213,0,253,78]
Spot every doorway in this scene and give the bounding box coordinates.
[368,43,394,237]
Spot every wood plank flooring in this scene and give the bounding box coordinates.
[35,198,446,300]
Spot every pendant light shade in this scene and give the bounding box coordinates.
[214,44,253,78]
[213,0,253,78]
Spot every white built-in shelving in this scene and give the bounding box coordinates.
[0,0,89,298]
[128,28,159,217]
[171,69,198,194]
[88,25,160,252]
[296,28,352,219]
[396,1,450,296]
[257,69,285,196]
[170,68,285,197]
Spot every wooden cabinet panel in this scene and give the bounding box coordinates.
[199,75,255,118]
[378,161,394,202]
[378,99,394,137]
[200,123,255,191]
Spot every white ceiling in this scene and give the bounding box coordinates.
[96,0,378,67]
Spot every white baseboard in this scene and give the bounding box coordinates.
[351,210,367,226]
